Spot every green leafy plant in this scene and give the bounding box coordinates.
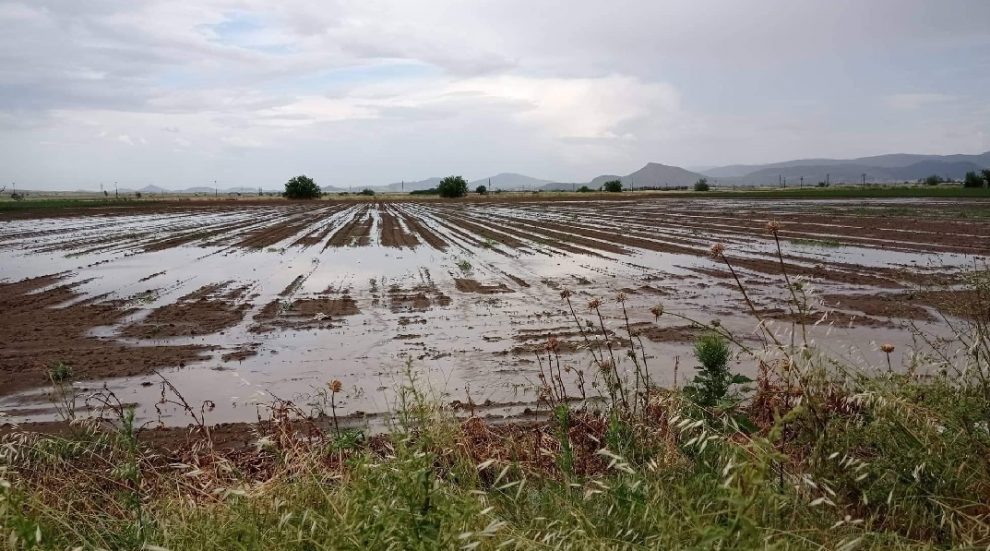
[602,179,622,193]
[577,185,591,192]
[48,361,72,383]
[359,188,376,196]
[475,185,487,195]
[684,334,749,408]
[437,176,468,198]
[693,178,710,191]
[283,175,322,199]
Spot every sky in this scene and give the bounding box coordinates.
[1,0,989,190]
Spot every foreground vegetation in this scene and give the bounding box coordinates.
[2,225,990,550]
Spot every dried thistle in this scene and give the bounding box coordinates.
[329,379,343,393]
[710,242,725,258]
[545,336,560,354]
[766,220,781,234]
[588,298,602,310]
[615,292,627,303]
[880,343,895,354]
[650,304,664,321]
[560,289,572,299]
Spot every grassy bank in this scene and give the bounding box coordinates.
[2,228,990,550]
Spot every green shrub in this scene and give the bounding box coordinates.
[283,175,322,199]
[437,176,468,198]
[577,185,591,193]
[475,185,487,195]
[602,180,622,193]
[684,334,748,407]
[693,178,710,192]
[964,171,985,188]
[359,188,375,196]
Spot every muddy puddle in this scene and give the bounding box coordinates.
[1,198,987,428]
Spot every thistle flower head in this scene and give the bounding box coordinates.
[615,292,627,303]
[560,289,572,300]
[545,336,560,354]
[587,298,602,310]
[329,379,343,393]
[650,304,664,321]
[766,220,781,234]
[881,343,895,354]
[710,242,726,258]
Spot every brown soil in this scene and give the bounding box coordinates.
[325,208,373,248]
[388,284,452,312]
[823,293,935,321]
[121,283,252,338]
[379,206,420,248]
[455,278,514,294]
[399,210,448,250]
[0,275,212,397]
[222,343,261,362]
[251,294,360,332]
[628,322,703,343]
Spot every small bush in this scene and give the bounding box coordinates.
[693,178,710,192]
[409,188,439,196]
[684,334,749,408]
[475,185,487,195]
[359,188,375,196]
[438,176,468,198]
[48,361,72,383]
[577,185,591,193]
[602,180,622,193]
[963,171,985,188]
[924,174,945,186]
[283,175,322,199]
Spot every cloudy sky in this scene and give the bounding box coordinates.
[2,0,989,190]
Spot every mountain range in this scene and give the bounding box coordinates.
[48,150,990,194]
[696,151,990,185]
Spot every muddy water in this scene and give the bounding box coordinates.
[1,198,985,427]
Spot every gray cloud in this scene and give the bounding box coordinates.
[1,0,989,189]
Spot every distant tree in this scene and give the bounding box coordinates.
[283,175,322,199]
[964,171,984,188]
[360,188,375,196]
[475,185,487,195]
[602,179,623,193]
[577,185,592,193]
[983,169,990,185]
[693,178,710,192]
[923,174,944,186]
[437,175,468,198]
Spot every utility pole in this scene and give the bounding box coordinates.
[800,176,804,188]
[826,173,830,186]
[215,180,218,197]
[115,182,118,198]
[862,173,866,188]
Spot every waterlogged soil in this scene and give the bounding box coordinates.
[1,197,988,428]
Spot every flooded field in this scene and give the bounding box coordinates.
[1,197,987,427]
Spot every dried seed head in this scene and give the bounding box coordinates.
[711,318,721,327]
[329,379,343,393]
[615,292,627,303]
[710,242,726,258]
[598,359,615,373]
[766,220,781,234]
[587,298,602,310]
[650,304,664,321]
[560,289,572,300]
[881,343,895,354]
[545,336,560,354]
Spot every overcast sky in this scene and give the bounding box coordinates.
[2,0,989,190]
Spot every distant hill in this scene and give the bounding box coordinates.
[469,173,551,190]
[604,162,706,188]
[726,160,987,185]
[377,177,443,193]
[701,151,990,183]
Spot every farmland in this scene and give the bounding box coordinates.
[1,196,985,428]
